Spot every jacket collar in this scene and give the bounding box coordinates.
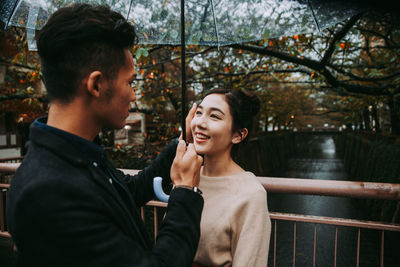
[30,117,105,167]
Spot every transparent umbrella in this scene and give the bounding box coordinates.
[2,0,364,46]
[0,0,364,140]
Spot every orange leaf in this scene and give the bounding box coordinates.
[339,43,346,50]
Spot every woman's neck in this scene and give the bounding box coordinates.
[202,151,244,177]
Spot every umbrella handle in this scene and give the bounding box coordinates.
[153,177,170,202]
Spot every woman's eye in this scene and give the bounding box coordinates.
[211,114,220,119]
[195,110,202,115]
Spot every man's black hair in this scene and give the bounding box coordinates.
[36,4,137,103]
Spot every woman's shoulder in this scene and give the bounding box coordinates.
[233,171,265,194]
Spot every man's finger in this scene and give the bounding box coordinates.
[175,140,187,159]
[192,155,203,187]
[185,103,197,143]
[196,154,203,166]
[184,143,198,158]
[186,103,197,122]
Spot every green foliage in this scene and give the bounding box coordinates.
[106,143,161,169]
[135,47,149,60]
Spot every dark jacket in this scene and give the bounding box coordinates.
[7,121,203,267]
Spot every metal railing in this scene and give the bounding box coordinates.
[0,157,24,163]
[1,164,400,266]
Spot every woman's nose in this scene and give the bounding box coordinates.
[195,116,207,129]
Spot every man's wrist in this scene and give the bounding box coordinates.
[173,184,203,195]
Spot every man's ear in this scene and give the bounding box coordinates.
[86,71,104,98]
[232,128,248,144]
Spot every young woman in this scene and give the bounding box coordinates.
[191,88,271,267]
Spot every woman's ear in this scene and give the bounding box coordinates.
[86,71,103,98]
[232,128,248,144]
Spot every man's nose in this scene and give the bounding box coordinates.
[130,89,136,102]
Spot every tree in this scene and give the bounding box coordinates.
[0,28,46,123]
[228,11,400,133]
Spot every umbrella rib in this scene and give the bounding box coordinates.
[127,0,134,21]
[210,0,220,50]
[307,0,321,33]
[5,0,21,30]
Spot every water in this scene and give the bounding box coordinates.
[267,134,399,267]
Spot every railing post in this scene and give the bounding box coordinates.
[0,189,5,232]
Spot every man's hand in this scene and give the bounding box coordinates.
[179,103,197,143]
[171,140,203,187]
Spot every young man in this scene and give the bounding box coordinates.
[6,4,204,267]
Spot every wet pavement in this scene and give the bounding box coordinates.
[267,134,398,267]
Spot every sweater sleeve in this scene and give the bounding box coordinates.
[231,188,271,267]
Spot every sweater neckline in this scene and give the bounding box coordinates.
[200,171,251,180]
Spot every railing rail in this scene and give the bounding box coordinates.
[1,164,400,267]
[121,168,400,200]
[0,157,24,163]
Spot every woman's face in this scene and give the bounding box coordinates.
[191,94,239,156]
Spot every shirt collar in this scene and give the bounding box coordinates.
[33,117,106,164]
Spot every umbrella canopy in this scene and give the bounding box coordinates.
[0,0,364,140]
[2,0,362,45]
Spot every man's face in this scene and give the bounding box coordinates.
[97,49,136,129]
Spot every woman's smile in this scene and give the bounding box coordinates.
[194,131,210,143]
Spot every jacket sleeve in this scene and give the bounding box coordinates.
[12,179,203,267]
[231,189,271,267]
[114,139,178,206]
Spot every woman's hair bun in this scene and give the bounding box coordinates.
[235,89,260,118]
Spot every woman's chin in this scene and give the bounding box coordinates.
[193,144,209,155]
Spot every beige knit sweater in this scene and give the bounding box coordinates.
[193,172,271,267]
